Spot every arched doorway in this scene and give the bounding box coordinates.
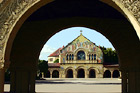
[113,70,120,78]
[45,70,50,78]
[52,70,59,78]
[66,69,73,78]
[89,69,96,78]
[77,69,85,78]
[103,70,111,78]
[1,0,140,93]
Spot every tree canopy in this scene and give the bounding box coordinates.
[100,46,118,64]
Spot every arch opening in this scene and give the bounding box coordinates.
[89,69,96,78]
[113,70,120,78]
[45,70,50,78]
[52,70,59,78]
[103,70,111,78]
[66,69,73,78]
[77,69,85,78]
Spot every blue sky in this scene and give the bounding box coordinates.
[39,27,114,60]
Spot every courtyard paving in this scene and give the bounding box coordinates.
[4,78,121,93]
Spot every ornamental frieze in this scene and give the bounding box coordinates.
[120,0,140,22]
[0,0,40,67]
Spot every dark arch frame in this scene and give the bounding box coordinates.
[3,0,140,92]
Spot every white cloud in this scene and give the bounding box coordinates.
[39,45,56,60]
[40,44,56,53]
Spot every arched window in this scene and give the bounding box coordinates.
[66,55,69,60]
[89,54,91,60]
[92,54,93,60]
[94,54,96,60]
[69,54,71,60]
[77,51,85,60]
[72,54,74,60]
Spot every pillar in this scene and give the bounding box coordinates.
[10,67,36,93]
[50,70,52,78]
[111,71,113,78]
[0,68,5,93]
[121,70,128,93]
[127,69,140,93]
[85,69,88,78]
[29,71,36,93]
[73,70,77,78]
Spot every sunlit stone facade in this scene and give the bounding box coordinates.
[48,33,120,78]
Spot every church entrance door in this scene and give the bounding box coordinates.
[77,69,85,78]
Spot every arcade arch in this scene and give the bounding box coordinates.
[113,70,120,78]
[45,70,50,78]
[77,68,85,78]
[0,0,140,93]
[66,69,73,78]
[52,70,59,78]
[104,70,111,78]
[89,69,96,78]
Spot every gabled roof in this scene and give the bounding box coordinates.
[62,33,96,50]
[48,47,62,57]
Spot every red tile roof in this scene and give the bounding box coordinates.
[48,63,60,68]
[104,64,119,68]
[48,47,62,57]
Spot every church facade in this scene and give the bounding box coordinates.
[47,33,120,78]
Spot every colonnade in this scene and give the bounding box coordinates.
[45,69,120,78]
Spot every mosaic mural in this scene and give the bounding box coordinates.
[60,34,103,63]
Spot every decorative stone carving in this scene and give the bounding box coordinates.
[0,0,40,63]
[0,59,4,69]
[120,0,140,23]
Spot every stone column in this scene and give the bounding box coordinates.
[50,70,53,78]
[29,71,36,93]
[10,67,37,93]
[73,70,77,78]
[127,69,140,93]
[74,55,77,61]
[121,70,127,93]
[85,69,88,78]
[0,67,5,93]
[111,71,113,78]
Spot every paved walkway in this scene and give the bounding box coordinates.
[5,78,121,93]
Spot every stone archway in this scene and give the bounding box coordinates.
[77,69,85,78]
[66,69,73,78]
[52,70,59,78]
[104,70,111,78]
[113,70,120,78]
[89,69,96,78]
[0,0,140,93]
